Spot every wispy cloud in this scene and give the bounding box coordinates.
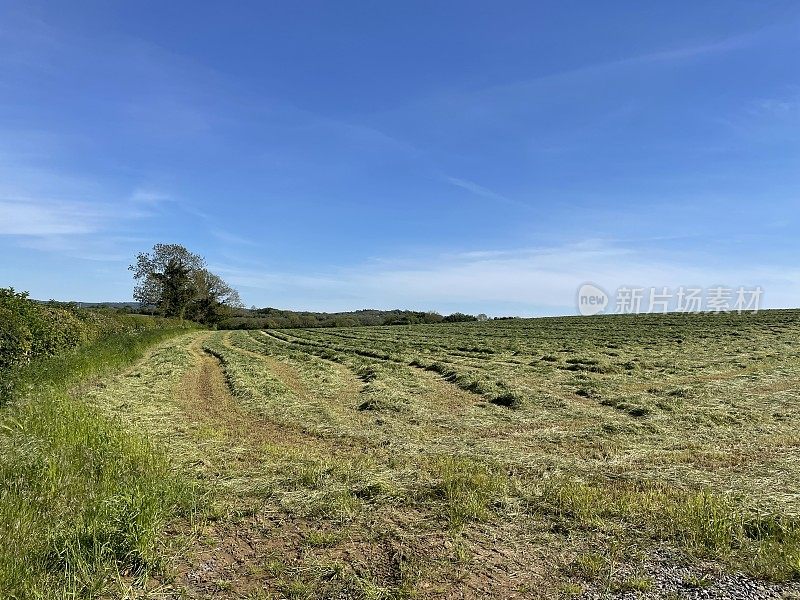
[749,90,800,122]
[15,234,132,263]
[464,28,767,104]
[0,168,180,270]
[0,198,101,235]
[370,26,775,138]
[713,89,800,142]
[210,229,261,247]
[130,189,172,205]
[0,185,176,238]
[618,35,751,65]
[443,176,529,209]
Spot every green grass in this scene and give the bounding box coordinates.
[0,325,197,598]
[423,457,510,527]
[570,551,607,580]
[613,575,653,592]
[242,313,800,588]
[535,478,800,581]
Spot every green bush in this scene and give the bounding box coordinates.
[27,306,89,358]
[0,288,176,371]
[0,288,194,404]
[0,306,33,369]
[1,288,90,369]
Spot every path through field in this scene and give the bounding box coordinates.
[83,314,800,599]
[85,332,546,598]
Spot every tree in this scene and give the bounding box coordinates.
[154,257,195,318]
[129,244,242,323]
[188,268,243,324]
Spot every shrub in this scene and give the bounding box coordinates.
[0,289,163,370]
[26,307,89,358]
[0,306,33,369]
[0,288,192,404]
[442,312,478,323]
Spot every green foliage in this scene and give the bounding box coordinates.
[0,305,32,369]
[0,288,93,371]
[154,256,195,318]
[129,243,204,309]
[28,306,88,357]
[0,288,193,399]
[442,312,478,323]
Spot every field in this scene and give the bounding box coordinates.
[72,310,798,599]
[4,310,800,598]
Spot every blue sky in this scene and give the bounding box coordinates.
[1,1,799,315]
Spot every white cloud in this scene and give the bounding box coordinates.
[215,241,800,315]
[0,186,176,238]
[14,234,131,262]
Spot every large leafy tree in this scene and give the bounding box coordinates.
[129,244,242,322]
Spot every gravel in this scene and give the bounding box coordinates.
[579,550,800,599]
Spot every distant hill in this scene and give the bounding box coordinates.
[33,300,143,310]
[74,301,143,309]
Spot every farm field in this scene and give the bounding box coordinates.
[79,310,800,599]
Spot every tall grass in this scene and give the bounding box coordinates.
[0,326,196,598]
[423,457,510,527]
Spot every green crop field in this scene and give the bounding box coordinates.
[4,308,800,598]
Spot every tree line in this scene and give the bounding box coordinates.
[217,308,494,329]
[128,243,492,328]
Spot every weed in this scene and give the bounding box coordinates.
[683,574,712,588]
[571,552,606,580]
[613,575,652,592]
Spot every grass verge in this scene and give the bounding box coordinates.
[0,327,197,599]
